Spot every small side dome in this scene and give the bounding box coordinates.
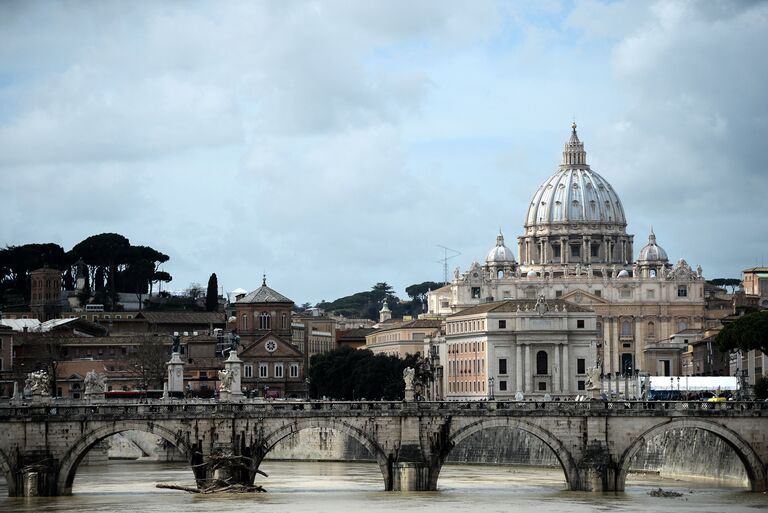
[617,269,629,278]
[486,232,516,264]
[637,229,669,262]
[527,270,538,278]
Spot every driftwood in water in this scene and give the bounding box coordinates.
[648,487,684,498]
[156,482,266,494]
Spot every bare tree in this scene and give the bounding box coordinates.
[130,336,169,390]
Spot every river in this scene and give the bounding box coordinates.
[0,461,764,513]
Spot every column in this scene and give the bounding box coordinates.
[585,237,591,264]
[562,344,569,393]
[516,344,523,392]
[553,344,561,393]
[604,317,612,375]
[560,237,567,264]
[525,345,532,392]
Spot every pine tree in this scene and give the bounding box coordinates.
[205,273,219,312]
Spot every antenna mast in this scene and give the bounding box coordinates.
[436,245,461,284]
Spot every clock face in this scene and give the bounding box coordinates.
[265,340,277,353]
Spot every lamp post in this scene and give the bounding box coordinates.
[488,376,495,401]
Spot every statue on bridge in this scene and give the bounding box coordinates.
[585,363,602,394]
[171,335,181,354]
[26,370,51,397]
[218,369,234,393]
[84,370,107,395]
[227,332,240,355]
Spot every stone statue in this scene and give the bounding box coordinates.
[454,267,460,281]
[84,370,106,395]
[218,369,233,393]
[696,264,703,278]
[575,263,581,277]
[403,367,415,391]
[585,363,602,391]
[514,391,524,401]
[171,335,181,354]
[27,370,50,396]
[610,264,617,279]
[515,267,521,278]
[228,332,240,353]
[535,294,549,315]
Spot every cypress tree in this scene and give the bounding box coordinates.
[205,273,218,312]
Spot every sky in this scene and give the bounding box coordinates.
[1,0,767,305]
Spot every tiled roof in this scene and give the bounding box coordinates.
[337,328,377,339]
[135,312,226,324]
[373,319,443,334]
[236,284,293,304]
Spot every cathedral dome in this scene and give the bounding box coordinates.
[637,230,668,262]
[486,232,516,264]
[524,123,627,229]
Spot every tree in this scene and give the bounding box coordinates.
[716,311,768,356]
[308,346,423,400]
[186,282,204,303]
[130,336,170,390]
[707,278,742,293]
[205,273,219,312]
[71,233,131,308]
[151,271,173,295]
[405,281,445,313]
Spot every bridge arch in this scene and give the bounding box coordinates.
[57,420,196,496]
[445,418,580,490]
[0,448,15,496]
[617,418,767,492]
[260,418,391,489]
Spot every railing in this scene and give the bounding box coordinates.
[0,399,764,419]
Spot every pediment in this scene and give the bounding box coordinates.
[560,289,609,306]
[240,333,303,358]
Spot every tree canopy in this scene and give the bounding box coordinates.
[707,278,742,293]
[308,346,426,400]
[716,311,768,355]
[206,273,219,312]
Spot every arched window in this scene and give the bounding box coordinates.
[621,320,632,337]
[677,319,688,332]
[497,270,504,279]
[259,312,271,330]
[281,313,287,330]
[647,321,655,338]
[241,314,247,331]
[536,350,548,375]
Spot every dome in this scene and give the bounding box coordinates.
[617,269,629,278]
[486,232,516,264]
[637,230,668,262]
[526,270,538,278]
[524,123,627,229]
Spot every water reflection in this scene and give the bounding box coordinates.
[0,461,761,513]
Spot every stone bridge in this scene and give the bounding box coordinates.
[0,399,766,496]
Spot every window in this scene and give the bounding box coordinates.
[577,319,585,329]
[677,285,688,297]
[241,314,248,331]
[538,382,547,391]
[677,320,688,331]
[259,312,271,330]
[259,363,268,378]
[290,363,299,378]
[647,321,656,338]
[594,289,601,297]
[577,380,585,391]
[536,350,548,375]
[274,363,284,378]
[621,320,632,337]
[498,320,506,329]
[570,245,580,258]
[553,245,561,258]
[555,290,562,298]
[471,287,481,299]
[244,364,253,378]
[577,358,586,375]
[646,289,655,299]
[281,313,287,330]
[499,380,507,391]
[591,244,600,257]
[619,289,631,298]
[499,358,508,375]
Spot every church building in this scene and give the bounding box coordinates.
[428,123,706,379]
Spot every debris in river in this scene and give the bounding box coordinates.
[156,482,266,494]
[648,487,683,498]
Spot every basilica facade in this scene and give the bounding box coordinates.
[428,123,706,378]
